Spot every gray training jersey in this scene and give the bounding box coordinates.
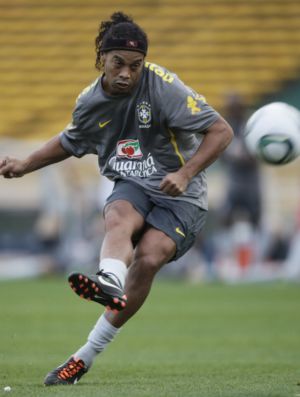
[60,62,220,210]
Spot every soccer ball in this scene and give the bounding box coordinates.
[244,102,300,165]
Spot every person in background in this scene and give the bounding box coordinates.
[215,93,263,273]
[220,93,262,230]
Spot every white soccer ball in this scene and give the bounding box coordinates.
[244,102,300,165]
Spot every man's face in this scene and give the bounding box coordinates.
[101,50,144,95]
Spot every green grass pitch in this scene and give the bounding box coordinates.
[0,277,300,397]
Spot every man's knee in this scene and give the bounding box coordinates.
[132,230,176,277]
[104,201,126,230]
[104,200,144,233]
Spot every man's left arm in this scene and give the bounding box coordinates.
[159,117,233,196]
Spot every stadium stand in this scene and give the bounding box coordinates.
[0,0,300,139]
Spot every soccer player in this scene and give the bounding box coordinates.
[0,12,233,385]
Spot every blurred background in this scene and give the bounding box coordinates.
[0,0,300,283]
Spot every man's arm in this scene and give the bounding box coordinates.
[0,135,71,179]
[160,117,234,196]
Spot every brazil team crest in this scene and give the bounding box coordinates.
[137,101,151,128]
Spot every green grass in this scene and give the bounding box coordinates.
[0,277,300,397]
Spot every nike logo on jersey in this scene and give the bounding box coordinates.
[175,227,186,238]
[99,120,112,128]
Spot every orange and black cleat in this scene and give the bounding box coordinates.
[68,270,127,311]
[44,356,88,386]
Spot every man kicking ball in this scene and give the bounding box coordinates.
[0,11,233,385]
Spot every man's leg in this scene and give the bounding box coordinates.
[68,200,145,310]
[44,200,146,386]
[78,200,206,363]
[101,199,145,265]
[73,227,176,367]
[107,227,176,327]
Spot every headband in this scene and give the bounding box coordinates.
[101,37,147,55]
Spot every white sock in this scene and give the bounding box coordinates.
[99,258,128,288]
[74,314,120,368]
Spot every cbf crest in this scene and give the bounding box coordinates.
[137,101,152,128]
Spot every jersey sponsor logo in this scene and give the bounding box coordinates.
[116,139,143,159]
[109,153,158,178]
[144,62,174,84]
[175,227,186,238]
[99,120,112,128]
[187,95,202,115]
[137,101,151,128]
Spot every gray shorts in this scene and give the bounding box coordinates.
[105,179,207,261]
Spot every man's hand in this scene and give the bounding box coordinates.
[159,169,190,196]
[160,118,234,196]
[0,136,71,179]
[0,157,27,178]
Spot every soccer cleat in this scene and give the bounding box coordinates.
[68,270,127,311]
[44,356,88,386]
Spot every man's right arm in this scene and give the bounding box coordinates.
[0,135,71,179]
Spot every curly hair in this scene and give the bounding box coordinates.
[95,11,148,71]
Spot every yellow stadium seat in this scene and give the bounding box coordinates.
[0,0,300,139]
